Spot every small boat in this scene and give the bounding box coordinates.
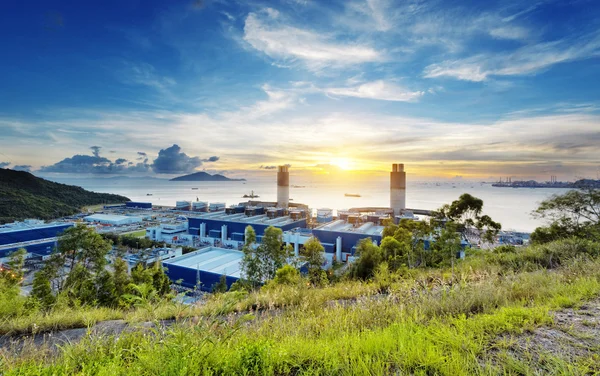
[344,193,361,197]
[146,193,153,196]
[191,187,198,190]
[242,190,260,198]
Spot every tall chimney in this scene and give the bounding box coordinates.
[390,163,406,215]
[277,165,289,208]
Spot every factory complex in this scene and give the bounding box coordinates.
[0,163,471,291]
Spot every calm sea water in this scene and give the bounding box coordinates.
[48,176,571,233]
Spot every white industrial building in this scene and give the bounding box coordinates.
[84,214,144,225]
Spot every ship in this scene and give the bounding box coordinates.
[242,190,260,198]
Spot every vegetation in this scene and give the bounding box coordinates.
[240,226,291,289]
[531,187,600,244]
[2,191,600,374]
[0,168,129,223]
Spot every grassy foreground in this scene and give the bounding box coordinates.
[2,240,600,375]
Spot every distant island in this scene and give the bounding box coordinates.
[492,178,600,189]
[170,171,246,182]
[0,168,130,224]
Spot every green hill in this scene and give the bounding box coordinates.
[0,168,130,224]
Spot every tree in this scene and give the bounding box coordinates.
[2,248,27,287]
[258,226,287,281]
[113,256,131,305]
[437,193,501,243]
[31,271,55,309]
[350,238,383,280]
[431,222,462,275]
[212,274,228,293]
[240,226,290,288]
[380,236,409,270]
[241,226,261,288]
[532,188,600,243]
[300,237,325,285]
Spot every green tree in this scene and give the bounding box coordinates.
[212,274,228,293]
[113,256,131,305]
[31,271,55,309]
[2,248,27,286]
[350,238,383,280]
[240,226,290,288]
[380,236,409,270]
[258,226,287,281]
[532,188,600,243]
[437,193,501,243]
[300,237,326,285]
[269,265,301,286]
[431,222,462,273]
[241,226,261,288]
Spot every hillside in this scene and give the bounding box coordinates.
[0,168,130,223]
[170,171,246,182]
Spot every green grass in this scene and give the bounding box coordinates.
[3,239,600,374]
[119,229,147,238]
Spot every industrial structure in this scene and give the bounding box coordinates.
[390,163,407,215]
[126,202,152,210]
[187,208,307,246]
[164,247,242,290]
[277,165,290,208]
[84,214,144,225]
[0,220,74,261]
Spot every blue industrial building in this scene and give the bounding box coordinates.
[126,202,153,210]
[0,221,74,259]
[187,210,307,243]
[164,247,241,291]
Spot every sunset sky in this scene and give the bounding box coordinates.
[1,0,599,180]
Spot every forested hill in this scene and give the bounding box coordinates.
[0,168,130,224]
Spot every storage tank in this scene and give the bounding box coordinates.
[192,201,208,212]
[317,208,333,223]
[209,202,226,212]
[175,201,191,211]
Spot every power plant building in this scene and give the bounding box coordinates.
[84,214,144,225]
[126,202,152,210]
[164,247,242,291]
[0,220,74,260]
[187,209,307,245]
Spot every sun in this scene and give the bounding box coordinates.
[330,158,353,170]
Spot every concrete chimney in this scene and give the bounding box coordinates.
[390,163,406,215]
[277,165,290,208]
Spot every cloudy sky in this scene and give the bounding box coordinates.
[1,0,599,180]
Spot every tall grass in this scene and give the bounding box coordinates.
[3,253,600,375]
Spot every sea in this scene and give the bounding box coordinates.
[47,176,572,233]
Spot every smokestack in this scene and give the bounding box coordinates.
[390,163,406,215]
[277,165,289,208]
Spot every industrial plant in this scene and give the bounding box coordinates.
[1,163,459,291]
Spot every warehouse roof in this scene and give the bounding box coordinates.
[164,247,243,278]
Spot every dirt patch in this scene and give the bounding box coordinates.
[0,319,175,358]
[486,297,600,372]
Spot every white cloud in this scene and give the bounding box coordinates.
[424,33,600,81]
[243,10,383,71]
[325,80,424,102]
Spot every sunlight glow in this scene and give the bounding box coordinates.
[330,158,353,170]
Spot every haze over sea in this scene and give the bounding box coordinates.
[48,176,570,233]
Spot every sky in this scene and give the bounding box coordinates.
[0,0,599,180]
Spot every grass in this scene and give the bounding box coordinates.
[2,240,600,374]
[119,229,146,238]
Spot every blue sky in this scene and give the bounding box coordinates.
[0,0,599,179]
